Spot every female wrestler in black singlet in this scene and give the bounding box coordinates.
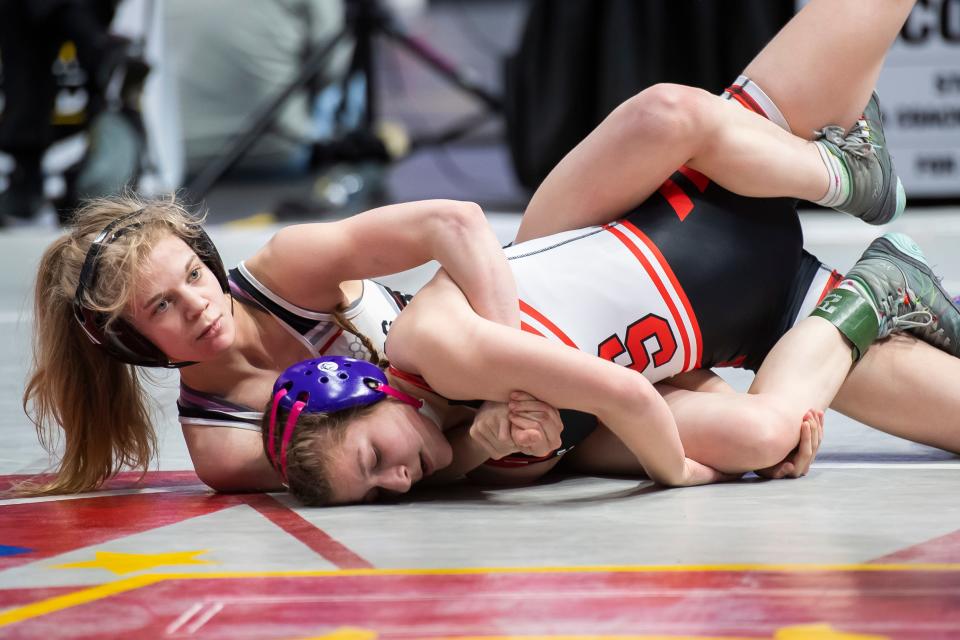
[261,0,960,505]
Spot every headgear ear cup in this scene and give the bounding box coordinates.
[188,223,229,294]
[73,210,230,368]
[75,310,174,367]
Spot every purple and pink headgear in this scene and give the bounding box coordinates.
[267,356,423,482]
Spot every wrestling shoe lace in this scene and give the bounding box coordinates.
[817,125,873,158]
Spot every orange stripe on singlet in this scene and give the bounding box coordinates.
[518,300,579,349]
[725,83,768,119]
[621,221,704,370]
[727,90,753,112]
[604,223,699,371]
[678,165,709,192]
[657,178,694,221]
[817,270,846,305]
[520,321,545,338]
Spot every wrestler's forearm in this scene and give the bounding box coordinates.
[248,199,517,326]
[425,424,493,484]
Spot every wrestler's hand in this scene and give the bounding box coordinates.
[507,391,563,457]
[468,401,516,460]
[755,409,824,480]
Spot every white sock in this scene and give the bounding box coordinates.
[813,142,851,208]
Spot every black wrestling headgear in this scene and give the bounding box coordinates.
[72,208,229,368]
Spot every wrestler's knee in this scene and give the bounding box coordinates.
[613,83,708,144]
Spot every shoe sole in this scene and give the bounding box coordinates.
[863,92,905,225]
[867,174,905,225]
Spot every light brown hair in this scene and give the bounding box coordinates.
[19,192,206,495]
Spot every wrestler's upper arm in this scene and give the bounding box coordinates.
[182,424,283,492]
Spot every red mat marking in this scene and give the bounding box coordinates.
[0,492,236,571]
[0,587,78,611]
[238,494,372,569]
[870,528,960,564]
[4,568,959,638]
[0,473,369,572]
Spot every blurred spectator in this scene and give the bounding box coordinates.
[0,0,146,224]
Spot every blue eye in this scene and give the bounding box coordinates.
[189,267,202,281]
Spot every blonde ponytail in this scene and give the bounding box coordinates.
[16,192,204,495]
[19,238,156,495]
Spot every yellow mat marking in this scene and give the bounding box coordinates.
[51,549,214,576]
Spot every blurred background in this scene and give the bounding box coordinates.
[0,0,957,228]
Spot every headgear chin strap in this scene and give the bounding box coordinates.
[267,356,423,481]
[72,208,229,368]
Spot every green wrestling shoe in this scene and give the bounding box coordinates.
[843,233,960,356]
[816,92,906,225]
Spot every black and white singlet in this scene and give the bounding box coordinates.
[506,168,832,379]
[177,263,407,430]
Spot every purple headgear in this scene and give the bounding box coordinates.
[267,356,423,481]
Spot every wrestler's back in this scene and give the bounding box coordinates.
[506,169,804,381]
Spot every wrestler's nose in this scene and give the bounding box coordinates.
[183,288,209,319]
[380,464,412,493]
